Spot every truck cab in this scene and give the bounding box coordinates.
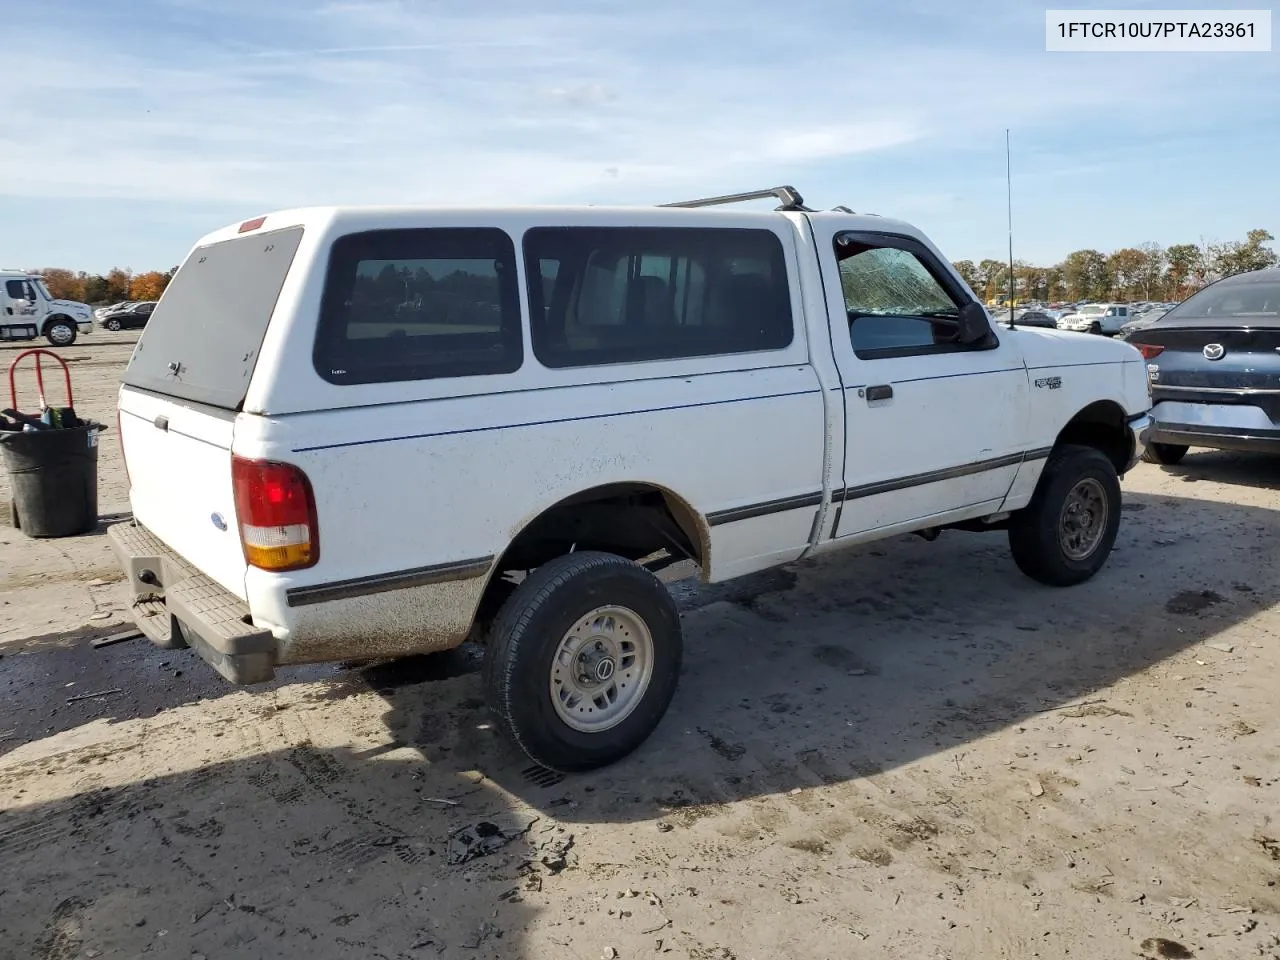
[1,271,94,346]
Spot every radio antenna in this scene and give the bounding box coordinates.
[1006,128,1016,329]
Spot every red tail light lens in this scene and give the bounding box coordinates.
[231,455,319,571]
[1133,343,1164,360]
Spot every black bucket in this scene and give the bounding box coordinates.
[1,421,104,537]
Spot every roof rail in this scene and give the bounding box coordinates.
[660,185,811,212]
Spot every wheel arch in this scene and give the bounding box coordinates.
[1053,399,1131,473]
[469,480,710,640]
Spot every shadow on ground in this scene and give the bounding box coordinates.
[1154,449,1280,490]
[363,486,1279,822]
[0,744,541,960]
[2,480,1277,957]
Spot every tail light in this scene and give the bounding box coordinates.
[231,455,319,571]
[1133,343,1164,360]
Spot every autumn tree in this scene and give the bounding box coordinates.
[1062,249,1109,300]
[951,259,979,292]
[1210,228,1277,279]
[37,268,85,301]
[1163,244,1200,299]
[974,259,1005,301]
[129,271,170,301]
[1107,248,1146,299]
[1134,242,1167,300]
[104,268,133,303]
[79,275,108,303]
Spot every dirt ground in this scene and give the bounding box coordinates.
[2,333,1279,960]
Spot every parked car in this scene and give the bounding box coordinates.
[95,301,136,320]
[1126,267,1279,464]
[1013,309,1059,329]
[1,270,94,345]
[1056,302,1131,335]
[107,189,1152,771]
[98,301,156,330]
[1118,308,1166,338]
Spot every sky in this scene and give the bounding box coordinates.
[1,0,1276,275]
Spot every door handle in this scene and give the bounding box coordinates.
[866,384,893,402]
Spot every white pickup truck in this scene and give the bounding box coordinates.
[108,187,1153,771]
[1056,302,1131,336]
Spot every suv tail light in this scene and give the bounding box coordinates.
[1133,343,1164,360]
[231,455,319,571]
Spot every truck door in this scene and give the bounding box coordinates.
[811,225,1031,538]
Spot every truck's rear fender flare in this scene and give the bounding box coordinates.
[469,481,710,638]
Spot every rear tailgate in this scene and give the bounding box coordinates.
[118,225,306,599]
[118,389,247,596]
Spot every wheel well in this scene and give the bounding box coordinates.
[470,484,707,639]
[42,314,74,330]
[1054,400,1130,472]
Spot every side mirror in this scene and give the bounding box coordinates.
[956,301,991,344]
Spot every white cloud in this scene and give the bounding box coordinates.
[1,0,1275,214]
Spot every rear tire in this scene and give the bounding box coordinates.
[1008,444,1122,587]
[1141,442,1189,466]
[484,551,682,772]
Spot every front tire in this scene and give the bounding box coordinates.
[104,318,122,331]
[44,319,77,346]
[1141,442,1189,466]
[1008,444,1122,587]
[1088,321,1102,335]
[484,551,682,772]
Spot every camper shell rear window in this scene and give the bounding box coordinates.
[122,226,305,410]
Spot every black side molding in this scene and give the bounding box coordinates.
[706,491,824,527]
[837,451,1027,502]
[286,556,493,608]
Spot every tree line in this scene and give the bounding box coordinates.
[953,228,1275,304]
[34,266,177,305]
[30,226,1276,309]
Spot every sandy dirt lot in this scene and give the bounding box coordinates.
[2,333,1278,960]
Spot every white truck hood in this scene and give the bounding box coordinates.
[50,298,93,318]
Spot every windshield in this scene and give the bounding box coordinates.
[1162,279,1280,323]
[34,280,53,301]
[1079,305,1106,316]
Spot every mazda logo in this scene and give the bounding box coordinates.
[1203,343,1225,361]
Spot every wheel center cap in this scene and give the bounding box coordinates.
[594,657,616,682]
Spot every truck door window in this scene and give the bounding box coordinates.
[5,280,32,300]
[835,237,976,360]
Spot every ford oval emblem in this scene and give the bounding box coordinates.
[210,512,228,532]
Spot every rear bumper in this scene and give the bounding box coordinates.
[1149,425,1280,454]
[107,520,277,684]
[1149,399,1280,455]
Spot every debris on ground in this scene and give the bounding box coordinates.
[446,814,538,866]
